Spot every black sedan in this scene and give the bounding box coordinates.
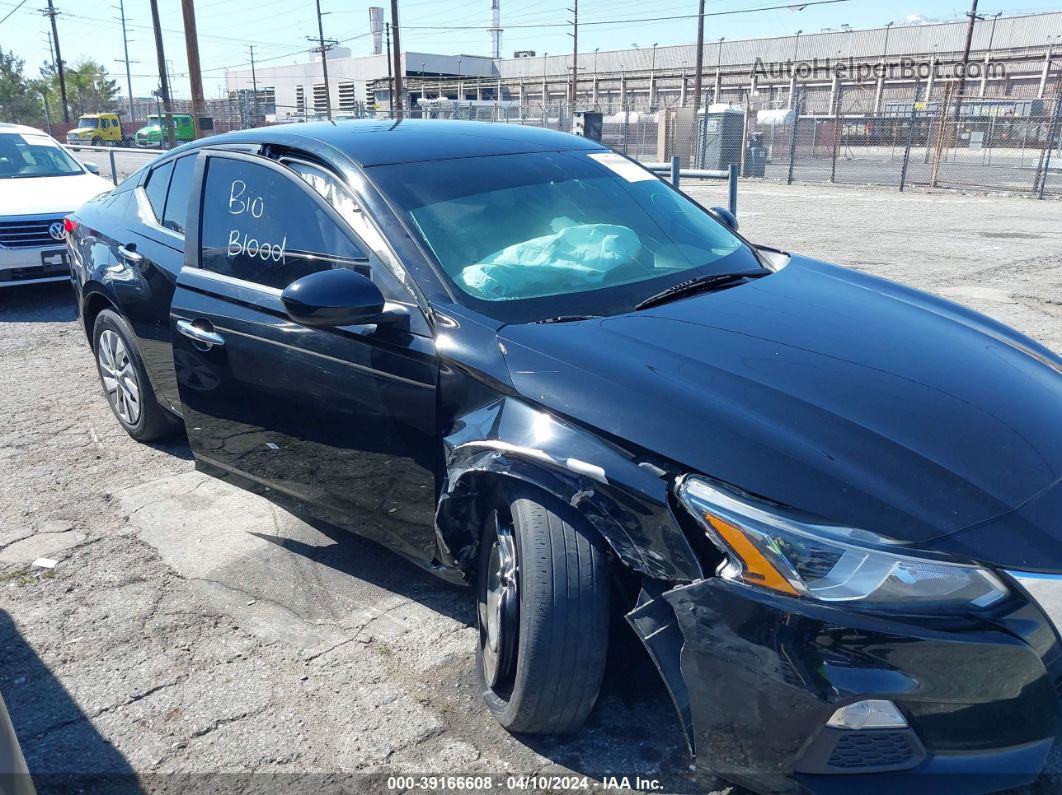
[67,120,1062,794]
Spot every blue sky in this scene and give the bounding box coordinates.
[0,0,1055,99]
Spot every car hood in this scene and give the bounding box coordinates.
[497,256,1062,547]
[0,173,112,216]
[67,129,94,137]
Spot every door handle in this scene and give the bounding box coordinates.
[118,244,142,264]
[176,319,225,349]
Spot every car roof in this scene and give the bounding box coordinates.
[0,122,48,136]
[202,118,607,167]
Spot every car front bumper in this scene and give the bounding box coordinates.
[0,233,72,287]
[628,576,1060,794]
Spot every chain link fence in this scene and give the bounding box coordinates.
[402,90,1062,198]
[763,103,1062,196]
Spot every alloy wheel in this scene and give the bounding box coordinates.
[97,329,141,426]
[479,511,520,690]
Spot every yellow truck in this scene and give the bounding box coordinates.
[65,112,131,149]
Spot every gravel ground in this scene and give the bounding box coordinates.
[1,182,1060,795]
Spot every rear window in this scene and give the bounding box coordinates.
[143,160,174,220]
[162,155,196,234]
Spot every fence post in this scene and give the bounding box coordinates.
[1034,91,1062,199]
[670,155,680,188]
[830,85,842,183]
[930,83,953,189]
[739,91,751,177]
[623,100,630,155]
[108,149,118,186]
[899,82,921,192]
[786,88,801,185]
[728,163,738,216]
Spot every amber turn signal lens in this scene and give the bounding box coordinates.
[704,513,800,596]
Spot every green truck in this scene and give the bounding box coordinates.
[134,114,195,148]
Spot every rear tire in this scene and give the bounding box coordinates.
[476,485,610,734]
[92,309,179,442]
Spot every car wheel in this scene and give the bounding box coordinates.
[92,309,179,442]
[476,486,610,734]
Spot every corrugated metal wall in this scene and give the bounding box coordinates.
[495,12,1062,80]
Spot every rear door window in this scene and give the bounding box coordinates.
[198,156,367,289]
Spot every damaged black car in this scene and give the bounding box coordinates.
[67,120,1062,794]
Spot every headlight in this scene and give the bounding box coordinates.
[677,476,1009,611]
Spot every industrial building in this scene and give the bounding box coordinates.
[225,10,1062,123]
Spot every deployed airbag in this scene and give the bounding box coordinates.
[458,216,641,299]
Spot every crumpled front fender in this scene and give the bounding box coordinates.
[435,396,703,583]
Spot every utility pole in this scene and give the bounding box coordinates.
[40,90,53,134]
[42,0,69,122]
[115,0,135,123]
[312,0,333,120]
[249,45,260,126]
[390,0,404,119]
[692,0,705,113]
[953,0,978,122]
[385,22,393,117]
[180,0,206,138]
[148,0,176,148]
[568,0,577,107]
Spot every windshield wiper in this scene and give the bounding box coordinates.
[534,314,602,324]
[634,268,771,311]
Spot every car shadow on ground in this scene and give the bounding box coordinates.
[147,427,194,461]
[0,283,78,324]
[514,629,727,794]
[251,515,478,628]
[0,610,141,794]
[254,514,724,794]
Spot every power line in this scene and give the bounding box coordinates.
[400,0,853,30]
[201,30,374,75]
[0,0,27,26]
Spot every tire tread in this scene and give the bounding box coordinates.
[488,489,609,734]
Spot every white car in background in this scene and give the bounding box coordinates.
[0,122,113,287]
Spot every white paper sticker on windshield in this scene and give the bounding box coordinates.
[587,152,658,183]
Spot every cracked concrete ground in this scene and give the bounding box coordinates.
[1,182,1060,795]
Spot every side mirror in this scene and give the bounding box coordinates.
[710,206,738,232]
[83,162,100,175]
[281,268,385,327]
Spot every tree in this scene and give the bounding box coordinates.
[0,48,44,126]
[39,59,121,120]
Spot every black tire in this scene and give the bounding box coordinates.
[92,309,179,442]
[476,485,610,734]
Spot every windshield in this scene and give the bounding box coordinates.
[370,150,760,323]
[145,116,161,128]
[0,134,85,179]
[77,118,99,128]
